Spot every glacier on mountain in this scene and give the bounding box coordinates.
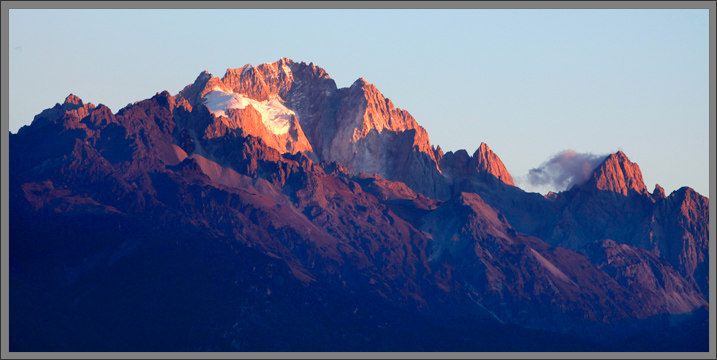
[202,88,294,135]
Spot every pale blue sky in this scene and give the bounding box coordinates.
[8,8,710,198]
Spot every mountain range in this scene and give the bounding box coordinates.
[8,58,710,352]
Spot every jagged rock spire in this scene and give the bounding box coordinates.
[471,142,514,186]
[585,151,648,196]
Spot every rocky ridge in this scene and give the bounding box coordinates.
[177,58,450,199]
[440,142,515,186]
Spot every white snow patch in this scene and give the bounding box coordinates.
[202,88,295,135]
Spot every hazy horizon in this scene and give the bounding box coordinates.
[8,8,710,198]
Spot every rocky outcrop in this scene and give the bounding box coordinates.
[585,239,706,314]
[440,142,515,186]
[288,73,449,199]
[652,184,666,201]
[583,151,649,196]
[472,143,514,185]
[321,78,434,173]
[638,187,710,298]
[174,59,314,157]
[174,59,453,199]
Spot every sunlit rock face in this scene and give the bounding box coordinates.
[584,151,649,196]
[175,59,451,199]
[440,142,515,186]
[174,59,314,157]
[312,77,449,200]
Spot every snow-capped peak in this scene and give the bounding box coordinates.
[202,88,294,135]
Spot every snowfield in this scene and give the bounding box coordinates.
[202,88,294,135]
